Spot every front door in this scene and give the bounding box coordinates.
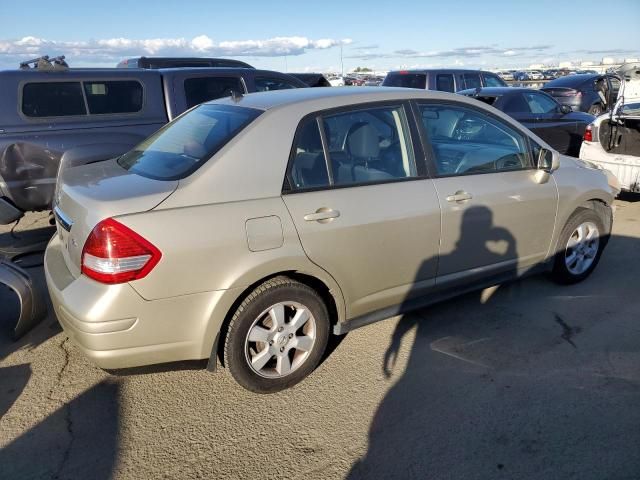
[415,101,559,288]
[282,103,441,319]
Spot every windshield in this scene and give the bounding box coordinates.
[118,104,262,180]
[383,73,427,89]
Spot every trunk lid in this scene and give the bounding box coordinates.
[53,158,178,276]
[615,63,640,117]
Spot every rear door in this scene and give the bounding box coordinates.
[282,102,441,319]
[414,101,558,288]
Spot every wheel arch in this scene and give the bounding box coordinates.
[210,269,344,369]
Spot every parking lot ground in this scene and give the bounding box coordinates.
[1,196,639,480]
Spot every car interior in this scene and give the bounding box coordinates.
[419,105,529,175]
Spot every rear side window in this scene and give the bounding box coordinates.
[184,77,245,109]
[435,74,455,93]
[287,105,417,190]
[255,77,299,92]
[502,94,532,113]
[22,82,86,117]
[118,104,261,180]
[83,81,143,114]
[463,73,482,89]
[382,73,427,89]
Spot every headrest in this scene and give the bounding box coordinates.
[347,123,380,158]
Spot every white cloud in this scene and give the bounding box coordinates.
[0,34,352,66]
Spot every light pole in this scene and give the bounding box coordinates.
[340,44,344,77]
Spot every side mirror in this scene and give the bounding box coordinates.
[537,147,560,172]
[559,105,572,114]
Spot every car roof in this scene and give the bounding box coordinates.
[458,87,537,96]
[543,74,601,87]
[0,68,162,79]
[210,86,474,112]
[386,68,498,75]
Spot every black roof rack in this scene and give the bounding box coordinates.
[19,55,69,70]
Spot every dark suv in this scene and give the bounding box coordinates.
[117,56,254,69]
[0,67,306,223]
[382,69,507,92]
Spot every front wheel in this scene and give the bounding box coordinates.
[550,209,607,284]
[224,277,330,393]
[588,104,603,116]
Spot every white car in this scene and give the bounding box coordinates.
[580,63,640,193]
[528,70,544,80]
[327,75,345,87]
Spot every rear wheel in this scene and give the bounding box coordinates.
[551,209,607,284]
[224,277,330,393]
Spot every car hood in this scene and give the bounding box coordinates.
[54,158,178,275]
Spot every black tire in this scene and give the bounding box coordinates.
[550,208,608,284]
[588,104,603,116]
[223,276,330,393]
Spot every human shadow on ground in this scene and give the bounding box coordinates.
[347,210,640,479]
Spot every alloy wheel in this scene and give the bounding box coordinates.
[565,221,600,275]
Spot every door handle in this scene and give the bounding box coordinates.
[446,191,473,203]
[304,208,340,223]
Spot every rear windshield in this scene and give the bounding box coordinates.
[118,104,262,180]
[382,73,427,89]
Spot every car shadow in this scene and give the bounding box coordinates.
[0,380,121,479]
[347,211,640,478]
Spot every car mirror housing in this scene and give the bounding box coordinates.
[537,147,560,173]
[560,105,572,114]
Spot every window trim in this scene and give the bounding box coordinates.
[253,75,300,92]
[410,99,536,179]
[282,100,429,195]
[18,78,147,121]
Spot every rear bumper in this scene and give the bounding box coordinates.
[580,142,640,192]
[44,234,239,369]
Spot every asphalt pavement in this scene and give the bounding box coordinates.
[1,196,639,480]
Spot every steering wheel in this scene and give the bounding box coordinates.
[453,117,485,141]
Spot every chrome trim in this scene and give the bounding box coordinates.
[53,205,73,232]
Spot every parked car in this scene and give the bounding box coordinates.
[117,56,254,69]
[0,66,306,224]
[528,70,544,80]
[496,70,514,81]
[580,63,640,193]
[46,87,617,393]
[541,73,621,116]
[327,75,345,87]
[542,70,558,80]
[460,87,595,156]
[513,71,530,81]
[382,69,507,92]
[289,73,331,87]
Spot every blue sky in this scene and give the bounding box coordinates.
[1,0,638,71]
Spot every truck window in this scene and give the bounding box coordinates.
[254,77,299,91]
[83,81,143,114]
[184,77,245,109]
[435,74,455,92]
[22,82,86,117]
[382,73,427,89]
[463,73,482,90]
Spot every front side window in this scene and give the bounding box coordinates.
[255,77,299,92]
[436,74,455,93]
[22,82,86,117]
[287,105,417,190]
[484,74,506,87]
[83,81,143,114]
[184,77,245,109]
[118,104,261,180]
[418,103,531,176]
[523,92,558,114]
[463,73,482,90]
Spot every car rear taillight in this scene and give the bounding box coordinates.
[81,218,161,284]
[583,124,593,142]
